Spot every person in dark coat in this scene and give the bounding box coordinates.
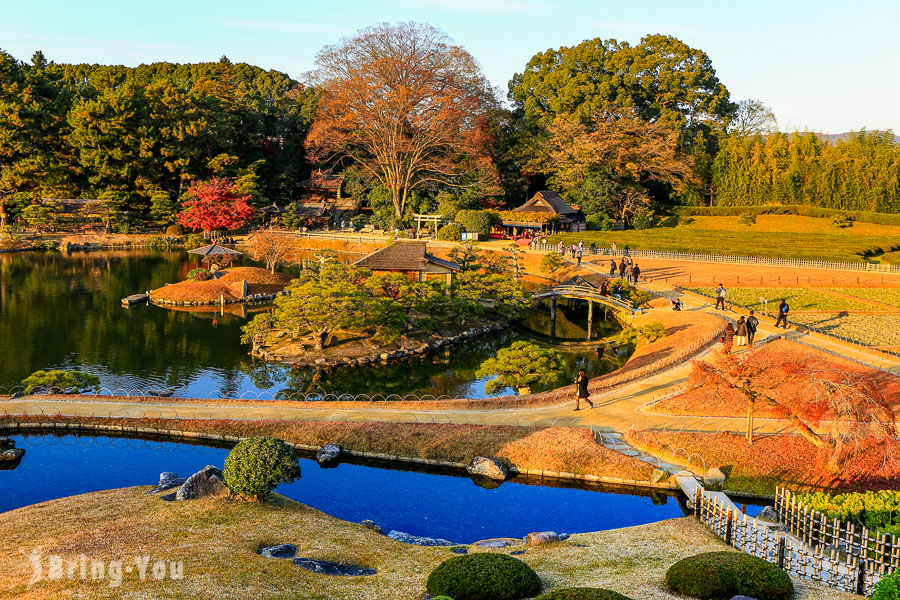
[747,310,759,344]
[735,316,748,347]
[609,259,616,277]
[721,322,735,354]
[574,368,594,411]
[618,260,626,279]
[631,264,641,283]
[715,284,727,310]
[775,299,790,328]
[600,280,610,296]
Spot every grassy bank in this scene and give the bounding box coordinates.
[0,416,656,483]
[548,215,900,263]
[0,488,853,599]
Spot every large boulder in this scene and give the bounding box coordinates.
[260,544,297,559]
[0,447,25,462]
[387,530,454,547]
[0,437,15,450]
[361,520,384,535]
[526,531,559,546]
[466,456,508,481]
[176,465,229,501]
[316,444,342,465]
[704,467,727,490]
[756,506,780,524]
[651,468,670,484]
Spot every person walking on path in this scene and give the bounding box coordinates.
[735,316,748,347]
[721,322,735,354]
[715,284,727,310]
[775,299,790,328]
[747,310,759,344]
[574,368,594,411]
[609,259,617,277]
[631,264,640,283]
[618,259,626,279]
[576,247,583,266]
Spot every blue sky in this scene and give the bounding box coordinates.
[2,0,898,132]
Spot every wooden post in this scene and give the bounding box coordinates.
[587,300,593,340]
[857,559,867,595]
[725,508,734,545]
[777,536,786,569]
[694,487,702,518]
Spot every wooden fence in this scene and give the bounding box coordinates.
[698,489,883,594]
[776,487,900,571]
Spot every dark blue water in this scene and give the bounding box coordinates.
[0,434,686,543]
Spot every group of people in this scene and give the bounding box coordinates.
[608,257,640,283]
[721,312,760,353]
[557,240,585,265]
[714,284,791,327]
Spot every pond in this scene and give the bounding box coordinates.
[0,433,688,543]
[0,249,629,399]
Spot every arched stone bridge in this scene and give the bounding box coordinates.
[531,276,641,339]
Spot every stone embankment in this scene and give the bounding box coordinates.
[151,290,287,307]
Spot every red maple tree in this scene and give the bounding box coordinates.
[177,178,254,233]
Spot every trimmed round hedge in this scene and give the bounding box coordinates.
[426,553,542,600]
[536,588,634,600]
[666,551,793,600]
[438,223,464,241]
[223,437,302,501]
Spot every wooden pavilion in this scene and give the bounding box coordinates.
[353,241,460,287]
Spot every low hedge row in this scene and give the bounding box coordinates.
[672,204,900,225]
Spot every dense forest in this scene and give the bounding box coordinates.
[1,28,899,235]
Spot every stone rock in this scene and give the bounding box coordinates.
[477,540,508,548]
[510,549,527,556]
[730,597,759,600]
[11,391,23,399]
[526,531,559,546]
[176,465,229,500]
[361,520,384,535]
[756,506,780,524]
[260,544,297,559]
[0,437,15,451]
[651,468,670,484]
[380,353,390,361]
[316,444,342,465]
[450,547,468,554]
[387,530,454,547]
[466,456,508,481]
[558,533,570,541]
[146,472,187,495]
[315,358,327,365]
[293,558,375,576]
[0,448,25,462]
[704,467,727,490]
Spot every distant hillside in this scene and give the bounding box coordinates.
[786,131,900,144]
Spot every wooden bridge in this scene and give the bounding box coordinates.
[531,277,641,339]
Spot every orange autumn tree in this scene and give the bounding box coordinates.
[691,346,896,471]
[306,22,497,220]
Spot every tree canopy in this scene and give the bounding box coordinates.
[306,22,499,220]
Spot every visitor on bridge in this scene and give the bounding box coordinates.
[600,280,610,296]
[715,284,727,310]
[775,299,790,328]
[747,310,759,344]
[631,264,640,283]
[735,316,749,347]
[573,368,594,411]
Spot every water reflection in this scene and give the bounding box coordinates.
[0,250,630,399]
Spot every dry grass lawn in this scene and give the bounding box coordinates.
[0,488,856,600]
[149,267,290,303]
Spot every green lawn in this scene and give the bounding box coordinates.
[548,229,899,263]
[830,288,900,308]
[686,287,879,312]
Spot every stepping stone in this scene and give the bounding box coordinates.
[509,550,527,556]
[293,558,375,576]
[260,544,297,559]
[477,540,507,548]
[450,547,468,554]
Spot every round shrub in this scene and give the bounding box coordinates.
[666,551,793,600]
[872,570,900,600]
[165,224,184,236]
[438,223,464,241]
[186,268,212,281]
[426,553,542,600]
[536,588,633,600]
[223,437,302,501]
[456,209,495,238]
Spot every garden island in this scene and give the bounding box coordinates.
[2,12,900,600]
